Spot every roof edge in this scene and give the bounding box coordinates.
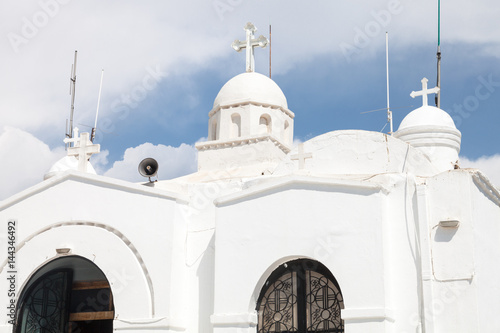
[0,170,189,210]
[214,174,389,207]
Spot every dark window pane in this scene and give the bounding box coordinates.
[18,270,72,333]
[70,288,112,313]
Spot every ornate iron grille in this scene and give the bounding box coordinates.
[259,271,298,332]
[306,271,344,332]
[257,260,344,333]
[17,270,72,333]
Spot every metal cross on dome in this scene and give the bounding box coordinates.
[410,77,440,107]
[63,128,100,173]
[232,22,269,73]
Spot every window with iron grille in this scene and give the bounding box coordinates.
[257,259,344,333]
[15,257,114,333]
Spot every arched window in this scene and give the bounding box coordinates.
[256,259,344,333]
[211,120,218,140]
[259,114,272,134]
[231,113,241,138]
[16,256,114,333]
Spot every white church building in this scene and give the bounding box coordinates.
[2,23,500,333]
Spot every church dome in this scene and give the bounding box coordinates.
[44,155,97,180]
[213,72,288,109]
[394,105,461,173]
[393,77,462,173]
[398,105,457,131]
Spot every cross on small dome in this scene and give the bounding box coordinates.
[410,77,440,107]
[231,22,269,73]
[63,128,100,173]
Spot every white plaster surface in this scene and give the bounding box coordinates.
[1,69,499,333]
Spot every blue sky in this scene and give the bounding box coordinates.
[1,0,499,199]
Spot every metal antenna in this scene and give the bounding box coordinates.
[269,23,272,79]
[360,34,411,133]
[91,69,104,142]
[67,50,78,144]
[386,32,393,135]
[360,105,413,114]
[435,0,441,108]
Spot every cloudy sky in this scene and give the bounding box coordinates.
[1,0,499,200]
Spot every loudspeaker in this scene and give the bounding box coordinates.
[138,158,158,178]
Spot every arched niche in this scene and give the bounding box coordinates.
[211,119,218,140]
[259,114,272,134]
[231,113,241,138]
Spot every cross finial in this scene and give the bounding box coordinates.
[232,22,269,73]
[291,143,313,170]
[410,77,440,107]
[63,129,100,173]
[64,127,80,146]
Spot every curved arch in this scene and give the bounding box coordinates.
[211,119,218,140]
[0,221,155,316]
[15,256,114,333]
[259,114,272,134]
[255,258,344,332]
[231,113,241,138]
[250,256,300,310]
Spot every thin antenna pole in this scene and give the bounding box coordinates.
[91,69,104,142]
[269,24,272,79]
[436,0,441,108]
[68,50,78,140]
[438,0,441,47]
[386,32,393,135]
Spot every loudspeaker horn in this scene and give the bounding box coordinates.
[138,158,159,180]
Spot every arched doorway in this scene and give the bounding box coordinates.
[15,256,114,333]
[256,259,344,333]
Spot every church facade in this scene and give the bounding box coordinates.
[2,23,500,333]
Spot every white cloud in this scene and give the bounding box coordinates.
[103,142,197,183]
[2,0,499,143]
[90,148,110,175]
[0,127,65,200]
[461,154,500,189]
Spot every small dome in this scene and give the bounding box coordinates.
[395,105,461,173]
[398,105,457,131]
[44,155,97,180]
[213,72,287,109]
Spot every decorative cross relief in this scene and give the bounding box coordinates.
[63,128,100,173]
[232,22,269,73]
[291,143,312,170]
[410,77,440,107]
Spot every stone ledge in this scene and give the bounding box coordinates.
[209,99,295,119]
[210,312,258,327]
[196,134,291,154]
